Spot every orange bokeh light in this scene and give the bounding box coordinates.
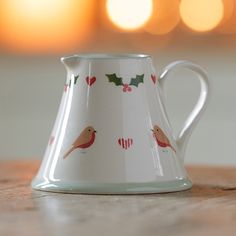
[217,0,236,34]
[180,0,224,32]
[220,0,234,24]
[144,0,180,35]
[0,0,95,54]
[106,0,153,31]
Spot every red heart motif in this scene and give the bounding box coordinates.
[86,76,96,86]
[118,138,133,150]
[151,74,157,84]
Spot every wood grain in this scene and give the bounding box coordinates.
[1,161,236,236]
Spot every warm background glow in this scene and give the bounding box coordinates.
[217,0,236,34]
[180,0,224,32]
[0,0,235,53]
[0,0,95,53]
[219,0,234,24]
[106,0,153,30]
[145,0,180,35]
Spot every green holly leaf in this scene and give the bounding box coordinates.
[129,74,144,87]
[106,73,124,86]
[74,75,79,85]
[68,75,79,87]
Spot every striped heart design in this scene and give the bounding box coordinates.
[118,138,133,150]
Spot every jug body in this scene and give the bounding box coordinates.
[32,54,209,194]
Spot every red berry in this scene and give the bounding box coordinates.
[123,84,129,92]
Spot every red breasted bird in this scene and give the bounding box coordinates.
[152,125,176,153]
[63,126,96,159]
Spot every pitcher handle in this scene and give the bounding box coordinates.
[158,60,210,159]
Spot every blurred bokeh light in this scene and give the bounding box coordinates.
[217,0,236,34]
[144,0,180,35]
[180,0,224,32]
[219,0,234,24]
[0,0,95,54]
[0,0,235,54]
[106,0,153,31]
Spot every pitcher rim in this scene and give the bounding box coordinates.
[61,53,150,61]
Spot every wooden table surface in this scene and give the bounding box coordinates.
[1,161,236,236]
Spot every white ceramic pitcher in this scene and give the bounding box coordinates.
[32,54,210,194]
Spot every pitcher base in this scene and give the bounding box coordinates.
[31,178,192,194]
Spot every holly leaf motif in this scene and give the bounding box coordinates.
[74,75,79,84]
[129,74,144,87]
[106,73,124,86]
[68,75,79,87]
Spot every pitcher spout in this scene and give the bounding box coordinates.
[61,55,80,73]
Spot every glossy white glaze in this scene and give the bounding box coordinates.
[32,54,210,193]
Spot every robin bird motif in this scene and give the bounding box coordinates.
[152,125,176,153]
[63,126,96,159]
